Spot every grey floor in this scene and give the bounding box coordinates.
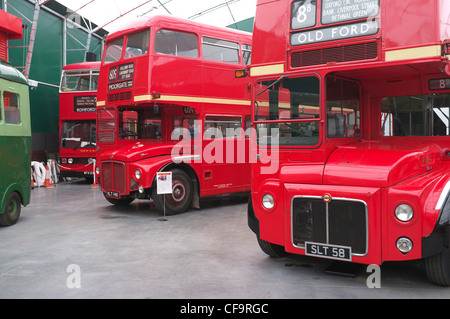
[1,179,450,299]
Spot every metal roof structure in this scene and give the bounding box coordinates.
[55,0,257,33]
[6,0,256,77]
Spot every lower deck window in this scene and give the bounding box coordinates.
[382,94,450,136]
[119,108,162,140]
[3,91,20,124]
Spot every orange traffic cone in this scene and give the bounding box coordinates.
[31,168,35,188]
[43,164,55,188]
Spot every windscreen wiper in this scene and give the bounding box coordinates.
[256,75,287,96]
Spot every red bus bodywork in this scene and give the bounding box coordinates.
[95,15,252,214]
[247,0,450,285]
[59,62,100,180]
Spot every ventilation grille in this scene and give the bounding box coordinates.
[0,32,7,61]
[291,42,378,68]
[108,91,131,102]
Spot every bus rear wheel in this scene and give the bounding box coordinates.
[0,192,21,227]
[152,169,193,215]
[425,247,450,286]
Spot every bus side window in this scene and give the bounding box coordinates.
[4,91,20,125]
[242,44,252,65]
[155,30,198,58]
[202,37,239,64]
[172,117,197,140]
[204,116,242,139]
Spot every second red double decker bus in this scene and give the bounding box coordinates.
[95,15,252,215]
[246,0,450,285]
[59,61,100,181]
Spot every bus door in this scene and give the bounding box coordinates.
[172,112,198,149]
[202,115,247,193]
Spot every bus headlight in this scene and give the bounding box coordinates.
[135,169,141,180]
[395,204,414,222]
[396,237,413,254]
[95,166,100,175]
[68,158,73,164]
[262,194,275,210]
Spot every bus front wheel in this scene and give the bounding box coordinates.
[425,247,450,286]
[0,192,21,227]
[152,169,193,215]
[257,236,286,258]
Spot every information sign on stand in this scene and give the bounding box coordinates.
[156,172,172,221]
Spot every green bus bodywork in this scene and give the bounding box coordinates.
[0,61,31,226]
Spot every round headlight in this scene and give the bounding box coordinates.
[262,194,275,210]
[95,167,100,175]
[395,204,414,222]
[396,237,413,254]
[68,158,73,164]
[135,169,141,180]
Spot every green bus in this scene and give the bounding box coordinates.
[0,60,31,226]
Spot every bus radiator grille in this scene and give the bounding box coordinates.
[291,197,367,255]
[290,42,378,68]
[101,161,126,194]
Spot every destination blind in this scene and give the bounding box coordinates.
[291,0,380,46]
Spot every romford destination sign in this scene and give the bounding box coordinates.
[291,19,379,46]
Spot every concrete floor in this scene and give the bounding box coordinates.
[1,179,450,299]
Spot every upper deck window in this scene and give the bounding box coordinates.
[154,30,198,58]
[125,29,150,59]
[104,37,124,63]
[202,37,239,64]
[61,70,99,92]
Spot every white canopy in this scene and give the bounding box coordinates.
[55,0,256,33]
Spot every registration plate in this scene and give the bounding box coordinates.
[305,242,352,262]
[106,191,119,198]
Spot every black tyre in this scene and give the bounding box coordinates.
[152,169,193,215]
[425,248,450,286]
[103,193,134,206]
[0,192,21,227]
[257,236,286,258]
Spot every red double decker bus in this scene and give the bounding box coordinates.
[95,15,252,215]
[59,61,100,181]
[246,0,450,285]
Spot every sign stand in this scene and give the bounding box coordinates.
[156,172,172,221]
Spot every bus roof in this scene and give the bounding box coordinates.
[0,11,22,40]
[106,14,252,42]
[62,61,101,71]
[0,60,27,85]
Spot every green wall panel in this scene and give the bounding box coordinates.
[5,0,103,157]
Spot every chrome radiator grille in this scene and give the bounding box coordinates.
[291,197,368,255]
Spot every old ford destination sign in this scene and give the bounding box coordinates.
[291,19,379,46]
